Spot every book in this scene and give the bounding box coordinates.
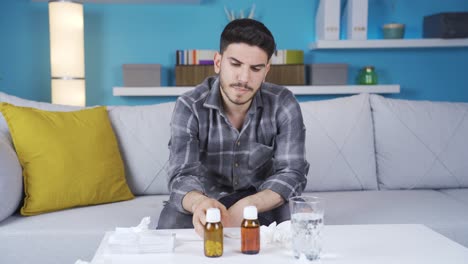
[176,50,216,65]
[315,0,340,40]
[285,50,304,64]
[270,50,284,64]
[270,50,304,65]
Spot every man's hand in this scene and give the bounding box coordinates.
[225,189,285,227]
[226,198,250,227]
[182,191,228,237]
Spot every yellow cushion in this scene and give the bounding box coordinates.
[0,103,134,216]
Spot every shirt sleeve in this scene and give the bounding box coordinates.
[258,91,310,201]
[167,97,206,214]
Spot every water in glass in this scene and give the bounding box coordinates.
[291,211,324,261]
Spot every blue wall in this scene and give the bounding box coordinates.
[1,0,467,106]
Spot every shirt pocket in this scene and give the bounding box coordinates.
[248,142,274,171]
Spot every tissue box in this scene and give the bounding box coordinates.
[123,64,161,87]
[308,63,348,85]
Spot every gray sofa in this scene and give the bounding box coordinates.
[1,91,467,264]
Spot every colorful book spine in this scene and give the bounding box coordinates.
[176,50,217,65]
[270,50,304,65]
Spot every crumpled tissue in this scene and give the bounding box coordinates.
[106,216,175,254]
[260,220,292,248]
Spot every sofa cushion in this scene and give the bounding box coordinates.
[107,103,174,195]
[300,93,378,192]
[0,104,134,215]
[371,95,468,189]
[439,188,468,207]
[0,138,22,222]
[307,189,468,248]
[0,195,167,264]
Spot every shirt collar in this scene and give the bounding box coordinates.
[203,76,264,114]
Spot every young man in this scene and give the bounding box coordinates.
[157,18,309,236]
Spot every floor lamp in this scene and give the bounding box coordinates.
[49,0,86,106]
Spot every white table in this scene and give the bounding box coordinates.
[91,224,468,264]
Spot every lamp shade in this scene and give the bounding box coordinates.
[49,0,85,106]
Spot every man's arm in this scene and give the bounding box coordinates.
[224,189,284,227]
[167,97,206,213]
[168,97,229,236]
[257,90,309,200]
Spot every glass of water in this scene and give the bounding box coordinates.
[289,196,324,261]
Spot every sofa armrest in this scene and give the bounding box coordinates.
[0,138,23,222]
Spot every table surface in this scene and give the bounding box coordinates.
[91,224,468,264]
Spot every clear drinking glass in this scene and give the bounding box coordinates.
[289,196,324,261]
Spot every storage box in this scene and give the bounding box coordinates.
[423,12,468,39]
[123,64,161,87]
[266,64,305,85]
[175,65,306,86]
[175,65,215,86]
[308,64,348,85]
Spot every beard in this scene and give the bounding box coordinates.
[219,73,259,106]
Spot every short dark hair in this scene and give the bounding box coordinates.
[220,18,276,60]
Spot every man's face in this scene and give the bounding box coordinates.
[214,43,270,107]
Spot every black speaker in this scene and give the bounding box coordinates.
[423,12,468,39]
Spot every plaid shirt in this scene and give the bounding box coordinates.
[167,76,309,213]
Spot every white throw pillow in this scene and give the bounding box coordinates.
[371,94,468,189]
[108,103,174,195]
[300,93,378,192]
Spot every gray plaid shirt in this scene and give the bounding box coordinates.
[167,76,309,213]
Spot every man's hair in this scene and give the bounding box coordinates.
[220,18,276,60]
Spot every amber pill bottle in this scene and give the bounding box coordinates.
[204,208,223,257]
[241,206,260,254]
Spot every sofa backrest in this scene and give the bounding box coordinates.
[301,93,378,192]
[370,94,468,190]
[1,91,381,197]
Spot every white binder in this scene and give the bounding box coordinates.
[315,0,341,40]
[345,0,368,40]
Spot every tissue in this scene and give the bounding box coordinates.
[260,220,292,248]
[106,217,176,254]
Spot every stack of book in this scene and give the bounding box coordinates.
[176,49,216,65]
[270,50,304,65]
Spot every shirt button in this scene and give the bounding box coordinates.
[237,141,240,146]
[235,163,239,167]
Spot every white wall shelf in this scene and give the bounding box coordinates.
[113,85,400,97]
[309,38,468,50]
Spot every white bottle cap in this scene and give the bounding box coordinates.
[206,208,221,223]
[243,206,258,220]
